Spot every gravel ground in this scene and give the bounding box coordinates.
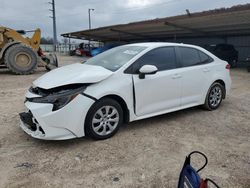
[0,55,249,188]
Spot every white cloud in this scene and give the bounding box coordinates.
[0,0,249,40]
[126,0,156,7]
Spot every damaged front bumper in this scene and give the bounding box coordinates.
[19,111,46,138]
[19,93,95,140]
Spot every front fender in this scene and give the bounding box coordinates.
[84,74,136,121]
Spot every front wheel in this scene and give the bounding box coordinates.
[85,98,123,140]
[203,82,224,110]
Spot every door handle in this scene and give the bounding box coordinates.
[172,74,182,79]
[203,68,210,72]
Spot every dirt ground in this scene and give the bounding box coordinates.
[0,55,249,188]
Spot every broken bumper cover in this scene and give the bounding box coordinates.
[19,94,95,140]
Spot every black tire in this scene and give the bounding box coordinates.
[0,59,5,69]
[85,98,123,140]
[69,50,75,56]
[4,43,38,75]
[247,66,250,72]
[203,82,225,111]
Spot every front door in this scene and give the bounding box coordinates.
[131,47,182,116]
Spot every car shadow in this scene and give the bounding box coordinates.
[30,106,207,148]
[121,106,204,132]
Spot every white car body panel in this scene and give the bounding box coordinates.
[25,91,42,98]
[22,94,94,140]
[84,73,136,120]
[33,63,113,89]
[132,69,181,116]
[179,64,212,106]
[20,42,231,140]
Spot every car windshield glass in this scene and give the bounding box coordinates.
[84,45,147,71]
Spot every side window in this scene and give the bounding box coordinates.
[133,47,177,72]
[179,47,201,67]
[198,50,213,64]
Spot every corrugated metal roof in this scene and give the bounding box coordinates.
[61,4,250,42]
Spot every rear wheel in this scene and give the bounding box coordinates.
[85,98,123,140]
[4,44,38,74]
[203,82,224,110]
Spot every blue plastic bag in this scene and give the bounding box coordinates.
[178,151,219,188]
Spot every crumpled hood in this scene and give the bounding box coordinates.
[33,63,113,89]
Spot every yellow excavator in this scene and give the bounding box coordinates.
[0,26,58,75]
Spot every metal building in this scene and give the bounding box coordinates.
[62,4,250,62]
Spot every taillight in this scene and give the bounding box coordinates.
[226,64,231,69]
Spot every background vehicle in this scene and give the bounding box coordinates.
[90,44,119,56]
[246,57,250,72]
[205,44,238,67]
[0,26,58,74]
[20,43,231,140]
[70,43,97,56]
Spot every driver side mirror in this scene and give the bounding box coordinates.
[139,65,158,79]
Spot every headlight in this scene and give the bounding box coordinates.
[29,86,87,111]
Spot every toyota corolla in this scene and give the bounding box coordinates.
[19,43,231,140]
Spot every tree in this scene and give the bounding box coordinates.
[40,37,54,44]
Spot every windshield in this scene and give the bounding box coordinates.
[84,45,147,71]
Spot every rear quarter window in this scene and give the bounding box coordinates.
[199,51,213,64]
[179,47,200,67]
[179,47,213,67]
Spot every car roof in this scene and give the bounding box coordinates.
[126,42,200,49]
[124,42,219,60]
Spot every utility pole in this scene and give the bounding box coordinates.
[88,8,94,30]
[88,8,94,51]
[49,0,57,52]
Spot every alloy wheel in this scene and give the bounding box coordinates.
[92,106,119,136]
[209,86,222,108]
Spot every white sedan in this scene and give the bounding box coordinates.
[19,43,231,140]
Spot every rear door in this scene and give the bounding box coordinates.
[176,47,214,107]
[131,47,182,116]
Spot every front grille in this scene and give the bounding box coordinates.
[19,111,37,131]
[25,97,37,102]
[29,84,87,97]
[29,87,48,96]
[19,111,46,137]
